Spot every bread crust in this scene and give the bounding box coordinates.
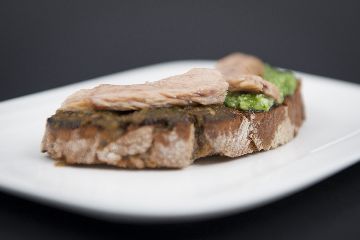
[42,83,305,168]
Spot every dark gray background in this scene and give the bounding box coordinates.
[1,0,360,239]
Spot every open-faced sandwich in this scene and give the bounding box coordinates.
[41,53,305,168]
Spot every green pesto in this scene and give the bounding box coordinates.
[263,64,297,102]
[224,65,297,111]
[224,93,274,111]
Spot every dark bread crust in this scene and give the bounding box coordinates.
[42,83,305,168]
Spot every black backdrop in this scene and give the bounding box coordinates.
[1,0,360,239]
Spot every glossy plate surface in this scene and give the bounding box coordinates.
[0,61,359,222]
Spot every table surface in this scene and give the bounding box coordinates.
[1,0,360,239]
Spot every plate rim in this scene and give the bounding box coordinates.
[1,60,360,222]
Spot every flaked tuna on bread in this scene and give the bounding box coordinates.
[42,53,305,168]
[216,53,281,102]
[61,68,228,111]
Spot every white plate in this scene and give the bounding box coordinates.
[0,60,360,222]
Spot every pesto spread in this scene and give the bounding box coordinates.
[224,65,297,111]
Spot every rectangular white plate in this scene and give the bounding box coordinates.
[1,60,360,222]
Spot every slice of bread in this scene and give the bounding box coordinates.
[42,82,304,169]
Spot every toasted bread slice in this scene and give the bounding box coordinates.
[41,82,304,168]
